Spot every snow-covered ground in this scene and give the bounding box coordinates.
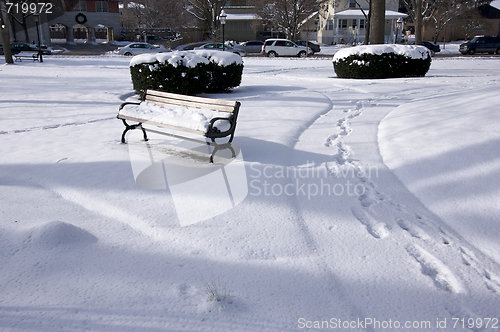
[1,54,499,331]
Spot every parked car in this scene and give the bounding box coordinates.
[295,40,321,54]
[146,35,174,42]
[459,35,500,55]
[194,43,246,56]
[117,42,169,56]
[421,41,440,54]
[8,43,51,55]
[174,42,208,51]
[233,40,264,54]
[0,45,21,55]
[261,39,313,58]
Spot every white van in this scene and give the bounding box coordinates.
[261,39,313,58]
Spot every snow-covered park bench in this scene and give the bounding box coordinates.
[14,52,40,62]
[117,90,241,161]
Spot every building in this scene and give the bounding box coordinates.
[421,3,500,42]
[317,0,407,44]
[10,0,120,45]
[222,0,262,42]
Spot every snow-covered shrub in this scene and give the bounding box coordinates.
[130,50,243,96]
[333,45,432,79]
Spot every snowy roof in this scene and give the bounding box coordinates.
[491,0,500,10]
[226,13,260,20]
[299,11,319,27]
[335,9,408,19]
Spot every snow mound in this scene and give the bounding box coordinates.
[27,221,98,249]
[333,44,430,61]
[130,50,242,68]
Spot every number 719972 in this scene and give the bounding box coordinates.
[6,2,53,14]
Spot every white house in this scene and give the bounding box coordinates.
[317,0,407,44]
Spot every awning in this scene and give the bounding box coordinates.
[335,9,408,19]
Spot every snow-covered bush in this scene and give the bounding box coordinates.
[333,45,432,79]
[130,50,243,96]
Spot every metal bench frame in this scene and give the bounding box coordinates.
[14,53,40,62]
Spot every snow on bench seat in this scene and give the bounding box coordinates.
[119,101,232,134]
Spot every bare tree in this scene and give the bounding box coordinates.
[428,0,492,42]
[186,0,228,41]
[402,0,491,44]
[255,0,326,41]
[122,0,188,35]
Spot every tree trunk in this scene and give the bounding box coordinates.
[364,0,371,44]
[1,1,14,64]
[415,0,422,44]
[369,0,385,44]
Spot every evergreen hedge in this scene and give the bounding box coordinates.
[333,45,432,79]
[130,51,244,96]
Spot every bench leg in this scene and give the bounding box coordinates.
[121,119,148,143]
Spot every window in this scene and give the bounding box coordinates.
[352,19,357,29]
[349,0,357,8]
[360,19,366,29]
[275,40,287,46]
[74,0,87,12]
[327,19,334,30]
[96,1,109,12]
[338,19,348,29]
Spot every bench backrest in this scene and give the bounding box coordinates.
[144,90,238,114]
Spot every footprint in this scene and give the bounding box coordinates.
[325,134,339,147]
[397,218,431,240]
[336,141,352,165]
[484,270,500,293]
[406,244,463,293]
[351,207,390,239]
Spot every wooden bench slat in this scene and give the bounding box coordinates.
[118,114,207,136]
[147,89,238,108]
[145,95,236,113]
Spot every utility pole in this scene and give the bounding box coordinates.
[1,0,14,63]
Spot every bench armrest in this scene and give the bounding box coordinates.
[118,101,141,111]
[208,116,234,133]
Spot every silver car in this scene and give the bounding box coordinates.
[194,43,246,56]
[117,42,169,56]
[233,40,264,54]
